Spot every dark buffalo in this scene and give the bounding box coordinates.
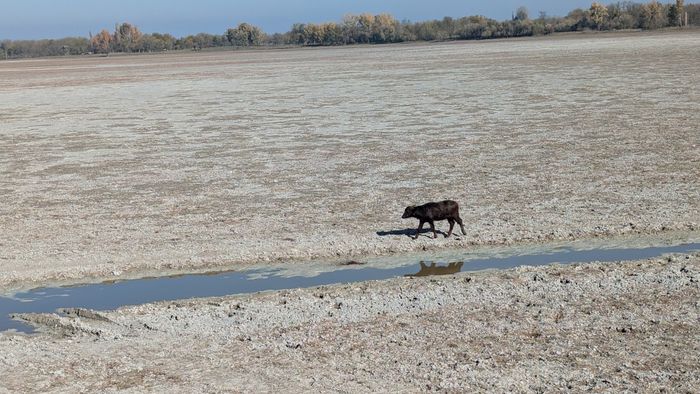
[402,200,466,239]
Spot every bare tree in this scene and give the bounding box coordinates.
[515,6,529,21]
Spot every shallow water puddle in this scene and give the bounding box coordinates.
[2,241,699,334]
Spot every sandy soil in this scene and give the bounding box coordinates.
[1,31,699,291]
[2,253,698,391]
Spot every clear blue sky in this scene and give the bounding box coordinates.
[0,0,644,40]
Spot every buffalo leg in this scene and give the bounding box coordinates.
[446,219,455,238]
[456,216,466,235]
[429,221,437,238]
[413,220,424,240]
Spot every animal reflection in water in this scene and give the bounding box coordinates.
[406,261,464,277]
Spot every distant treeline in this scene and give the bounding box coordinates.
[1,1,698,59]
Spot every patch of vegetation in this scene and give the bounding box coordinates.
[1,1,698,59]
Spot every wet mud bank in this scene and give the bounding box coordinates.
[3,237,699,334]
[1,252,698,391]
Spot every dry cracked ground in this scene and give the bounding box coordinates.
[0,30,698,289]
[1,30,699,392]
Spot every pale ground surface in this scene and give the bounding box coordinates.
[1,30,699,290]
[1,31,700,392]
[1,253,698,392]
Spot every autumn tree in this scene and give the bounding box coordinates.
[589,2,609,29]
[320,23,343,45]
[112,23,142,52]
[336,14,373,43]
[412,20,443,40]
[152,33,177,50]
[91,29,112,54]
[139,35,164,52]
[305,23,324,45]
[226,23,265,46]
[357,14,374,43]
[9,2,700,59]
[372,14,400,43]
[641,0,666,29]
[138,33,177,51]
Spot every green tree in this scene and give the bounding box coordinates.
[668,0,685,26]
[289,23,308,45]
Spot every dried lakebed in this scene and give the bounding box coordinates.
[3,236,699,334]
[1,250,698,391]
[1,31,699,289]
[1,31,699,391]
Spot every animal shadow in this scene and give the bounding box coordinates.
[405,261,464,277]
[376,228,447,238]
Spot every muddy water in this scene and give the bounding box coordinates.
[2,241,699,334]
